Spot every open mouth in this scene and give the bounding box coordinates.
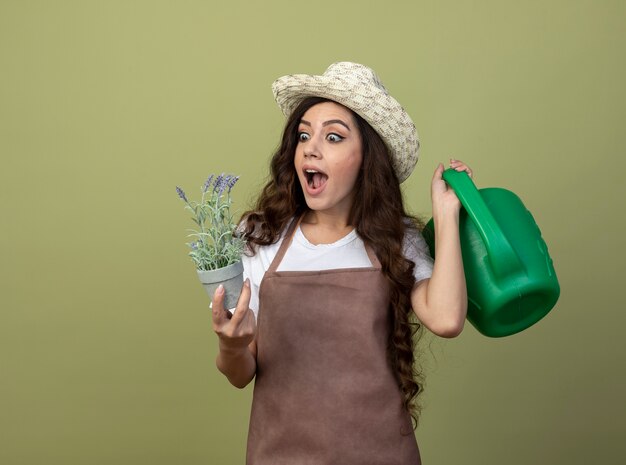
[304,169,329,190]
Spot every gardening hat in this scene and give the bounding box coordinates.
[272,61,419,183]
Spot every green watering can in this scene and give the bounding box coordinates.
[423,169,560,338]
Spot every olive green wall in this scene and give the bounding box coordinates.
[1,1,624,463]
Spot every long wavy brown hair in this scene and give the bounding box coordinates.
[241,96,425,426]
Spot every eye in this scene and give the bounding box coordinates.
[298,132,310,142]
[327,133,344,142]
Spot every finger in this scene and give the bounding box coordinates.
[240,304,257,333]
[450,159,473,178]
[432,162,444,181]
[230,279,252,325]
[211,284,227,326]
[455,165,473,177]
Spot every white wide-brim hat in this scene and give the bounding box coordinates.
[272,61,419,183]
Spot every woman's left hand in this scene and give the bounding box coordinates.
[412,158,472,337]
[431,158,473,216]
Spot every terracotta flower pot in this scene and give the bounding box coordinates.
[197,261,244,310]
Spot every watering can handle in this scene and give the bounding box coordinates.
[442,169,524,279]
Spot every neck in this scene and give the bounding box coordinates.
[303,210,352,230]
[300,210,355,245]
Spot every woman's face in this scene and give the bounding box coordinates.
[294,101,363,220]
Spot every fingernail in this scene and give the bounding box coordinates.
[244,278,250,288]
[216,284,224,295]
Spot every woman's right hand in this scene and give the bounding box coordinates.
[211,280,257,388]
[431,158,473,217]
[211,279,256,354]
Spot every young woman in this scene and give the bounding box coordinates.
[211,62,472,464]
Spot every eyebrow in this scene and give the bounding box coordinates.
[300,119,351,131]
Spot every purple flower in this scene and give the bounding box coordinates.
[227,175,239,192]
[202,174,214,193]
[213,173,227,196]
[176,186,187,202]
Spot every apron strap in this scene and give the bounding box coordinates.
[364,243,382,270]
[267,213,383,272]
[267,214,304,274]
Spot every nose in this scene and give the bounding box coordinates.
[304,148,319,159]
[303,136,322,159]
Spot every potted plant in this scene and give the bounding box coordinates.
[176,173,245,310]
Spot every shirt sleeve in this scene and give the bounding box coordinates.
[242,251,261,318]
[240,230,286,320]
[403,228,434,283]
[238,217,296,320]
[237,216,263,318]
